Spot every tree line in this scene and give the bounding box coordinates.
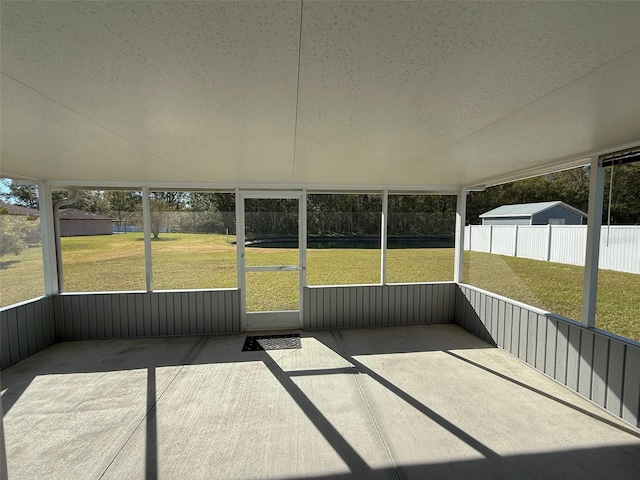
[1,162,638,245]
[467,163,639,226]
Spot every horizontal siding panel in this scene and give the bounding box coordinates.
[555,322,570,385]
[578,330,594,398]
[535,314,546,371]
[25,302,37,354]
[454,284,640,430]
[606,340,626,417]
[622,345,640,427]
[0,310,10,366]
[566,324,581,391]
[1,297,57,368]
[545,318,557,377]
[51,291,240,340]
[526,311,537,366]
[303,283,456,330]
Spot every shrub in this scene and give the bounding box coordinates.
[0,216,40,256]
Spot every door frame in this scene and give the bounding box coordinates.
[236,189,306,331]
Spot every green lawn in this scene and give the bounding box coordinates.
[0,245,44,304]
[464,251,640,342]
[1,233,638,342]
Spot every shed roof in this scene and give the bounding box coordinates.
[479,201,587,219]
[0,200,39,217]
[1,2,639,189]
[58,208,112,221]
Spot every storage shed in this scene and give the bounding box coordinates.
[58,208,113,236]
[480,201,586,226]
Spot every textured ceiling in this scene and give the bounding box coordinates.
[1,1,639,189]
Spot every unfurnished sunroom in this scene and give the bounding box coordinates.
[1,2,639,479]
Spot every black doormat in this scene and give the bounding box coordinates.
[242,334,302,351]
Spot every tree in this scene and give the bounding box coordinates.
[72,191,110,215]
[0,216,39,256]
[466,166,593,225]
[1,179,40,208]
[148,198,175,239]
[603,163,640,225]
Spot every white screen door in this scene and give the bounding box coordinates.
[237,191,305,330]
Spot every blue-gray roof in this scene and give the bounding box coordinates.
[479,201,586,218]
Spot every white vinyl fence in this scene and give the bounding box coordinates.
[464,225,640,274]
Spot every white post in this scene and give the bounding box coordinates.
[142,187,153,292]
[546,224,552,261]
[38,182,59,295]
[454,189,467,283]
[380,190,388,285]
[513,224,519,257]
[467,224,471,251]
[299,190,307,327]
[488,224,493,254]
[235,189,246,330]
[582,157,605,327]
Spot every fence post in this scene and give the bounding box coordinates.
[546,224,552,261]
[513,224,519,257]
[488,224,493,254]
[467,225,471,251]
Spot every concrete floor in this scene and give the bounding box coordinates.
[2,324,639,480]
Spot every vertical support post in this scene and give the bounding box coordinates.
[454,188,467,283]
[513,224,519,257]
[235,189,246,330]
[38,182,59,296]
[142,187,153,292]
[582,157,605,327]
[380,190,388,285]
[299,190,307,327]
[546,224,552,261]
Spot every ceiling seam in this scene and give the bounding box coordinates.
[0,71,189,174]
[291,0,304,183]
[403,44,640,171]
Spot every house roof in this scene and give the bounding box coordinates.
[1,2,639,190]
[480,201,587,219]
[0,200,39,217]
[58,208,113,221]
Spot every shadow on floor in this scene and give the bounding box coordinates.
[2,324,639,480]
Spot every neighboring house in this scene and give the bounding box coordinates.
[58,208,113,236]
[480,201,586,226]
[0,201,40,219]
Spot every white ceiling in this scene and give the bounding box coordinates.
[1,1,639,189]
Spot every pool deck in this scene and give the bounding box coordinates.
[2,324,640,479]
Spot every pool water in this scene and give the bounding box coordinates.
[246,236,454,249]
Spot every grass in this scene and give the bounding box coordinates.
[464,251,640,342]
[1,233,638,342]
[0,245,44,304]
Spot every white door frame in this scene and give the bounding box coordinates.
[236,190,306,331]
